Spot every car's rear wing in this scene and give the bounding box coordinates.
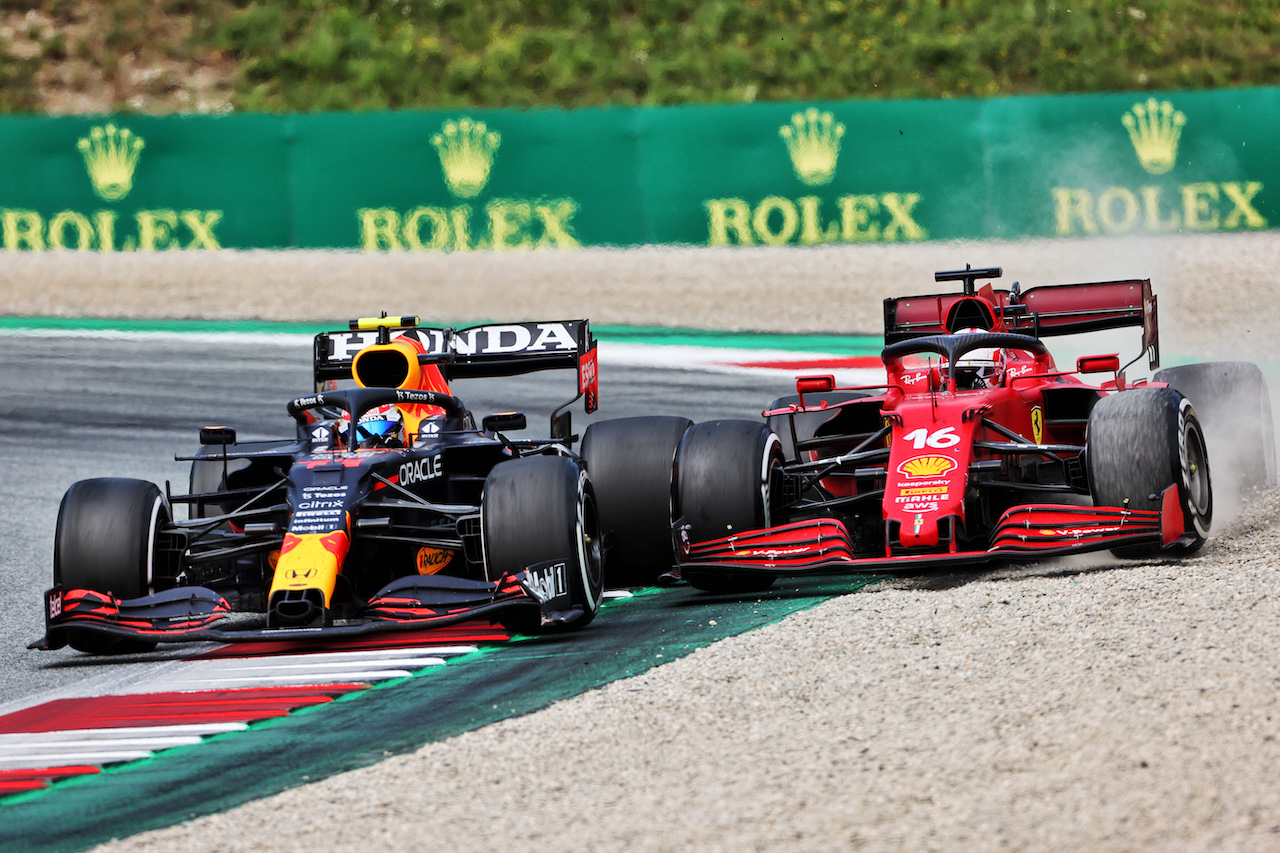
[883,272,1159,370]
[313,317,599,413]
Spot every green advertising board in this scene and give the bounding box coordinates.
[1,87,1276,252]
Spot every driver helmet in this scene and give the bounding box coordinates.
[952,329,1007,388]
[343,404,406,449]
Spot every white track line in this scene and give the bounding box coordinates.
[160,670,417,687]
[1,750,156,770]
[0,723,248,745]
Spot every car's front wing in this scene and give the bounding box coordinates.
[674,489,1186,582]
[30,570,567,651]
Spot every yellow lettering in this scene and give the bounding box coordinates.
[1096,187,1140,233]
[1140,187,1180,231]
[534,200,580,249]
[136,210,179,251]
[752,196,798,246]
[181,210,222,249]
[450,206,472,251]
[3,210,44,250]
[798,196,839,245]
[880,193,927,241]
[1222,181,1266,228]
[358,208,402,250]
[94,211,117,252]
[1053,188,1097,236]
[403,207,450,250]
[487,201,533,250]
[705,199,754,246]
[47,210,93,251]
[1180,183,1219,230]
[839,195,880,241]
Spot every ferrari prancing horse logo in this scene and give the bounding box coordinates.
[1031,406,1044,445]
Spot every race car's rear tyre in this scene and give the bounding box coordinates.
[1087,388,1212,557]
[674,420,783,593]
[54,478,169,654]
[767,391,871,462]
[581,416,692,588]
[1153,361,1276,493]
[482,455,604,632]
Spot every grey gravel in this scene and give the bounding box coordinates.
[14,235,1275,852]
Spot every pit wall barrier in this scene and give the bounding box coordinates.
[1,86,1276,253]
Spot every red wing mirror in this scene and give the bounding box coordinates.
[1077,354,1120,375]
[796,375,836,395]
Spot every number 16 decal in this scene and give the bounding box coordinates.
[902,427,961,449]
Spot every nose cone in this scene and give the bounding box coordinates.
[269,529,351,610]
[897,514,942,549]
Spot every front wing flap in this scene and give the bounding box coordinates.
[675,496,1179,582]
[30,566,569,650]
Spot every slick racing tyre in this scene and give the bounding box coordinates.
[767,391,871,463]
[674,420,784,593]
[581,415,692,587]
[1086,388,1212,557]
[1153,361,1277,493]
[482,455,604,632]
[54,478,170,654]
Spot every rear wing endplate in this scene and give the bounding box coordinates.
[884,279,1159,370]
[313,319,599,413]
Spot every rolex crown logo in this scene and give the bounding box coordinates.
[431,118,501,198]
[779,108,845,186]
[1121,98,1185,175]
[77,123,144,201]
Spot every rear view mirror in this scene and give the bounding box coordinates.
[483,412,527,434]
[199,426,237,446]
[1077,355,1120,375]
[796,375,836,395]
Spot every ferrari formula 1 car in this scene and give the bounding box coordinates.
[672,266,1276,591]
[34,317,688,654]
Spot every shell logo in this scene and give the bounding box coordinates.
[897,455,957,478]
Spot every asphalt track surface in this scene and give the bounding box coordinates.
[0,332,891,851]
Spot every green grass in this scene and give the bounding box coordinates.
[4,0,1280,112]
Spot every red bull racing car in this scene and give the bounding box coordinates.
[672,266,1276,591]
[34,317,688,654]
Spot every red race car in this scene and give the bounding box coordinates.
[671,266,1276,592]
